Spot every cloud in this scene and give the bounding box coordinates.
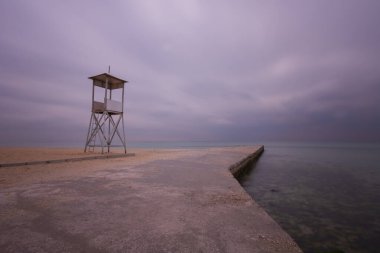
[1,0,380,146]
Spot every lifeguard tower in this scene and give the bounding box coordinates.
[84,72,128,153]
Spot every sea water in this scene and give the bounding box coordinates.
[240,142,380,253]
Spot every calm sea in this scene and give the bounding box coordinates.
[240,142,380,253]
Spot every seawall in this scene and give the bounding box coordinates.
[229,145,264,178]
[0,146,301,253]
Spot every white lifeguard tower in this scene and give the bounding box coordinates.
[84,71,128,153]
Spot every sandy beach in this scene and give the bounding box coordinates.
[0,147,190,186]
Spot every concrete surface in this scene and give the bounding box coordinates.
[0,146,302,253]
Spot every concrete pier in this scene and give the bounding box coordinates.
[0,146,301,252]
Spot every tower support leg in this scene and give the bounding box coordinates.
[85,111,127,154]
[121,114,127,154]
[84,112,94,152]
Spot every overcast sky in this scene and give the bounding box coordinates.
[1,0,380,146]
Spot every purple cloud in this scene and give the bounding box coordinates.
[1,0,380,146]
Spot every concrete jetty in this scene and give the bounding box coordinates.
[0,146,302,252]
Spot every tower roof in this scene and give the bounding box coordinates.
[89,73,128,90]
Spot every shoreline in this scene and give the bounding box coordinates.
[0,146,301,252]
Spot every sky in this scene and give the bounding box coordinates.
[1,0,380,146]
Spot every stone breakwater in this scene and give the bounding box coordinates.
[0,146,301,253]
